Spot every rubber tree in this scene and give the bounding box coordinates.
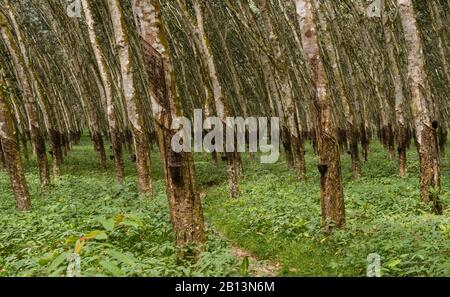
[0,72,31,211]
[316,1,361,179]
[132,0,206,249]
[295,0,345,229]
[397,0,443,214]
[107,0,153,195]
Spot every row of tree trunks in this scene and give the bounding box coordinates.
[428,1,449,159]
[1,2,50,188]
[257,0,307,181]
[382,3,409,178]
[259,50,294,170]
[81,0,125,182]
[191,0,240,198]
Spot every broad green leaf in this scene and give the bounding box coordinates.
[122,218,143,228]
[65,236,78,244]
[99,260,125,276]
[94,231,108,240]
[108,250,137,266]
[84,230,108,240]
[48,252,68,272]
[38,253,54,266]
[100,218,115,232]
[387,259,401,268]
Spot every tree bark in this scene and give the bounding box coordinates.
[132,0,206,249]
[383,6,408,177]
[296,0,345,229]
[397,0,443,214]
[0,140,5,169]
[92,131,107,170]
[108,0,152,195]
[0,76,31,211]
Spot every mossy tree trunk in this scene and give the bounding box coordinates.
[397,0,443,214]
[108,0,153,195]
[0,75,31,211]
[296,0,345,229]
[132,0,206,249]
[382,3,409,177]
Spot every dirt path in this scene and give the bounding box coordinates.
[230,246,281,277]
[200,190,281,276]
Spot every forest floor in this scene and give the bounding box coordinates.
[0,136,449,276]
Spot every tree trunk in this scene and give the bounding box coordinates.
[82,0,125,183]
[132,0,206,249]
[0,76,31,211]
[21,135,29,162]
[296,0,345,229]
[383,3,408,177]
[0,140,5,168]
[318,1,360,179]
[438,125,447,157]
[92,131,107,170]
[108,0,152,195]
[349,131,361,179]
[397,0,443,214]
[282,128,295,169]
[48,129,62,177]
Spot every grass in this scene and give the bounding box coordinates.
[0,138,239,277]
[0,136,449,276]
[204,142,450,276]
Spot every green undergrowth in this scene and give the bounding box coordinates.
[204,143,450,276]
[1,137,449,276]
[0,138,239,277]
